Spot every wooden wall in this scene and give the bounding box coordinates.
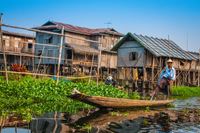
[0,34,35,65]
[101,52,117,68]
[117,40,145,67]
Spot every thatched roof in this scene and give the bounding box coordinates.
[66,43,99,55]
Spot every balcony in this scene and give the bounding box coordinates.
[0,47,21,53]
[72,60,98,67]
[21,47,34,54]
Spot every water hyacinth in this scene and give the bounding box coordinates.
[0,76,133,121]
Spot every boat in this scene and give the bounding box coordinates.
[69,91,174,109]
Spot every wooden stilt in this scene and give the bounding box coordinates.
[198,49,200,87]
[56,27,65,84]
[151,57,155,88]
[0,13,8,83]
[97,36,102,86]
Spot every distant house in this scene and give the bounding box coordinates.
[0,30,35,70]
[34,21,123,76]
[112,33,199,87]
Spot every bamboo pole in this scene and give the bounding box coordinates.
[88,53,95,83]
[0,51,71,61]
[0,70,96,79]
[56,27,64,84]
[151,56,155,87]
[3,38,70,49]
[0,13,8,83]
[198,49,200,86]
[97,36,103,86]
[2,24,100,44]
[1,21,101,82]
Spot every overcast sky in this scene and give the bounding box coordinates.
[0,0,199,52]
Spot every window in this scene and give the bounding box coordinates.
[129,52,138,61]
[66,49,72,59]
[45,36,53,44]
[28,43,33,49]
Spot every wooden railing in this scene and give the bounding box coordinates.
[0,46,34,54]
[72,60,98,66]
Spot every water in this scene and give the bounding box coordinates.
[1,98,200,133]
[172,97,200,110]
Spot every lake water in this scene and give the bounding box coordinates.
[1,97,200,133]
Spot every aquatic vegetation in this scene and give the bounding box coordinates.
[172,86,200,97]
[0,76,133,121]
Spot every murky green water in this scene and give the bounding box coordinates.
[1,97,200,133]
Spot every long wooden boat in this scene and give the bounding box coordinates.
[69,92,174,109]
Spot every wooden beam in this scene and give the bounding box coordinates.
[198,49,200,86]
[151,56,155,87]
[56,27,65,84]
[2,24,100,44]
[97,36,103,85]
[0,13,8,83]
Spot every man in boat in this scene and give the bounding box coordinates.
[150,59,176,100]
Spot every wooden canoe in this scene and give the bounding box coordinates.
[69,92,174,109]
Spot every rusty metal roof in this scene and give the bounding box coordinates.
[112,33,196,60]
[34,21,124,36]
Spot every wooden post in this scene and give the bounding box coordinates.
[198,49,200,86]
[19,53,22,66]
[188,62,191,84]
[97,36,102,85]
[151,56,155,88]
[192,71,195,85]
[0,13,8,83]
[56,27,65,84]
[88,53,95,83]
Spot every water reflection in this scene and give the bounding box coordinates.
[2,128,31,133]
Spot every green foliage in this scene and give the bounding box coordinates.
[0,76,130,121]
[172,86,200,97]
[129,91,141,99]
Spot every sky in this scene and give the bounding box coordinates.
[0,0,199,52]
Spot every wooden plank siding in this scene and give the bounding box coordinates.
[0,32,35,66]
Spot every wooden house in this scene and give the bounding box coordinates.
[112,33,200,87]
[34,21,123,76]
[0,30,35,70]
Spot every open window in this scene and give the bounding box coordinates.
[28,43,33,49]
[66,49,72,59]
[129,52,138,61]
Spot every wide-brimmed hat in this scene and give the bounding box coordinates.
[167,59,173,63]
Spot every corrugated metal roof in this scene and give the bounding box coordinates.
[34,21,124,36]
[187,51,199,60]
[112,33,196,60]
[2,30,35,39]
